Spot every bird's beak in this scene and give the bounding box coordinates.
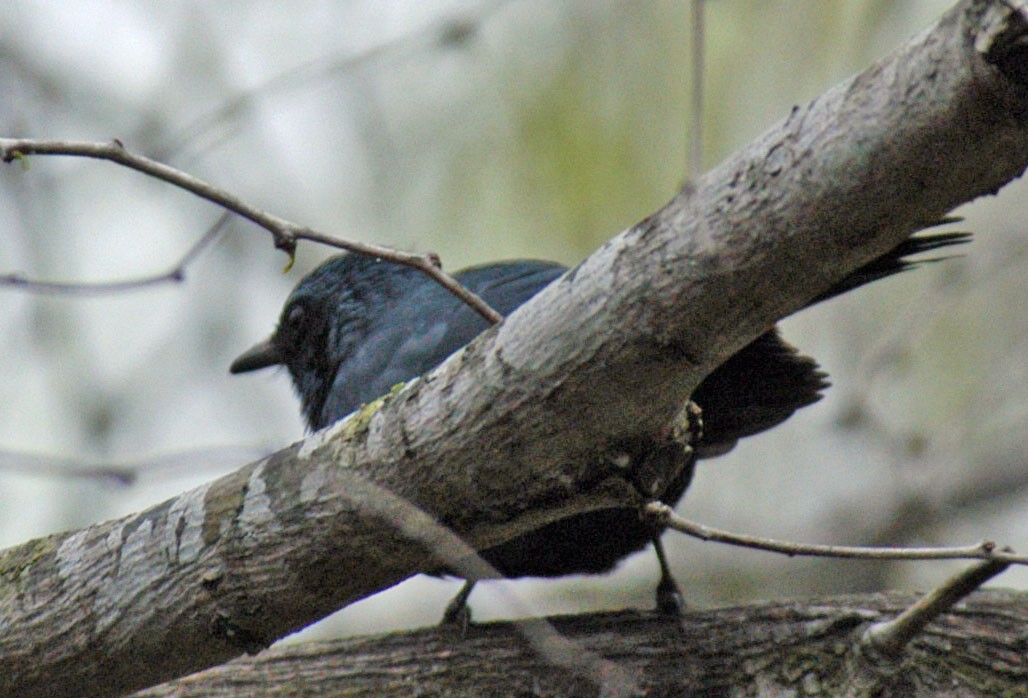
[230,338,282,373]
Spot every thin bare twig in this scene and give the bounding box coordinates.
[0,137,503,323]
[0,213,229,295]
[154,0,517,161]
[862,560,1010,657]
[646,502,1027,564]
[0,444,273,486]
[689,0,704,181]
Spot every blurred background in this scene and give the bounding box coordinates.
[2,0,1027,642]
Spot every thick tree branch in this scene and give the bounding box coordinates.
[3,1,1028,696]
[132,591,1028,697]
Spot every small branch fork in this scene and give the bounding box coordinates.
[0,137,503,324]
[647,502,1019,656]
[862,560,1010,657]
[646,502,1025,564]
[0,212,230,295]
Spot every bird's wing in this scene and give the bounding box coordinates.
[322,261,565,421]
[691,329,826,457]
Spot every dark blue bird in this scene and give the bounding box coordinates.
[231,231,968,619]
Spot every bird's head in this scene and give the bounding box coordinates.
[230,254,413,429]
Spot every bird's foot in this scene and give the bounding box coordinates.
[652,535,685,617]
[655,575,686,616]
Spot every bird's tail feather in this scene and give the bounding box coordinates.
[808,226,970,306]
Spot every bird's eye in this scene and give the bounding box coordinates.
[278,300,312,344]
[285,304,306,328]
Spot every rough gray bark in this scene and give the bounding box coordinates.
[3,0,1028,696]
[130,590,1028,697]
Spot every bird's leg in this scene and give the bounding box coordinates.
[652,535,685,616]
[648,401,698,616]
[440,580,476,630]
